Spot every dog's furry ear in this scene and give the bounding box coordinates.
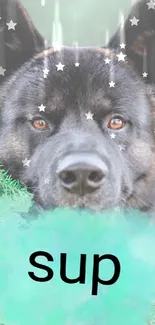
[108,0,155,83]
[0,0,44,82]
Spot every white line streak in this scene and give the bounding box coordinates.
[41,0,46,7]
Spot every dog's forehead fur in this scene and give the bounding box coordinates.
[3,47,145,107]
[1,46,149,125]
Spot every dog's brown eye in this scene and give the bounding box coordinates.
[33,119,47,130]
[108,118,125,130]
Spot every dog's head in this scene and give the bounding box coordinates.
[0,0,155,211]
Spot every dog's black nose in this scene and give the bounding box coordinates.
[57,154,108,195]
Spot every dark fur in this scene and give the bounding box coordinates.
[0,0,155,211]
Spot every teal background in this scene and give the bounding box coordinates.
[22,0,131,46]
[1,206,155,325]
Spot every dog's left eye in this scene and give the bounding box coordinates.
[107,117,126,130]
[32,119,47,130]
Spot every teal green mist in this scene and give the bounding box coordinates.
[0,194,155,324]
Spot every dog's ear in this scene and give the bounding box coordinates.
[0,0,44,82]
[108,0,155,83]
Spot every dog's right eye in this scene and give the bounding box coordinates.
[32,119,48,131]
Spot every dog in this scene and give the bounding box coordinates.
[0,0,155,212]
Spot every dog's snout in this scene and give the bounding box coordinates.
[59,166,104,194]
[57,154,108,195]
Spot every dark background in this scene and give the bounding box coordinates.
[22,0,131,46]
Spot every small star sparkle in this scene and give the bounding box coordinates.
[110,133,116,139]
[56,62,65,71]
[85,112,94,120]
[120,43,126,49]
[22,158,31,167]
[43,68,49,78]
[142,72,148,78]
[116,51,127,61]
[75,62,80,67]
[0,66,6,76]
[38,104,46,112]
[104,58,111,64]
[118,144,126,151]
[44,179,50,184]
[130,17,139,26]
[109,81,115,88]
[147,0,155,9]
[6,20,17,30]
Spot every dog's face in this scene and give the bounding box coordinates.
[0,0,155,211]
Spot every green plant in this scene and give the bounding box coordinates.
[0,163,33,213]
[0,163,29,198]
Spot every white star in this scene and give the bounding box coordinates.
[120,43,126,49]
[142,72,148,78]
[22,158,31,167]
[38,104,46,112]
[116,51,127,61]
[110,133,116,139]
[85,111,94,120]
[109,81,115,88]
[147,0,155,9]
[6,20,17,30]
[56,62,65,71]
[44,179,50,184]
[0,66,6,76]
[75,62,80,67]
[104,58,111,64]
[130,17,139,26]
[118,144,126,151]
[43,68,49,76]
